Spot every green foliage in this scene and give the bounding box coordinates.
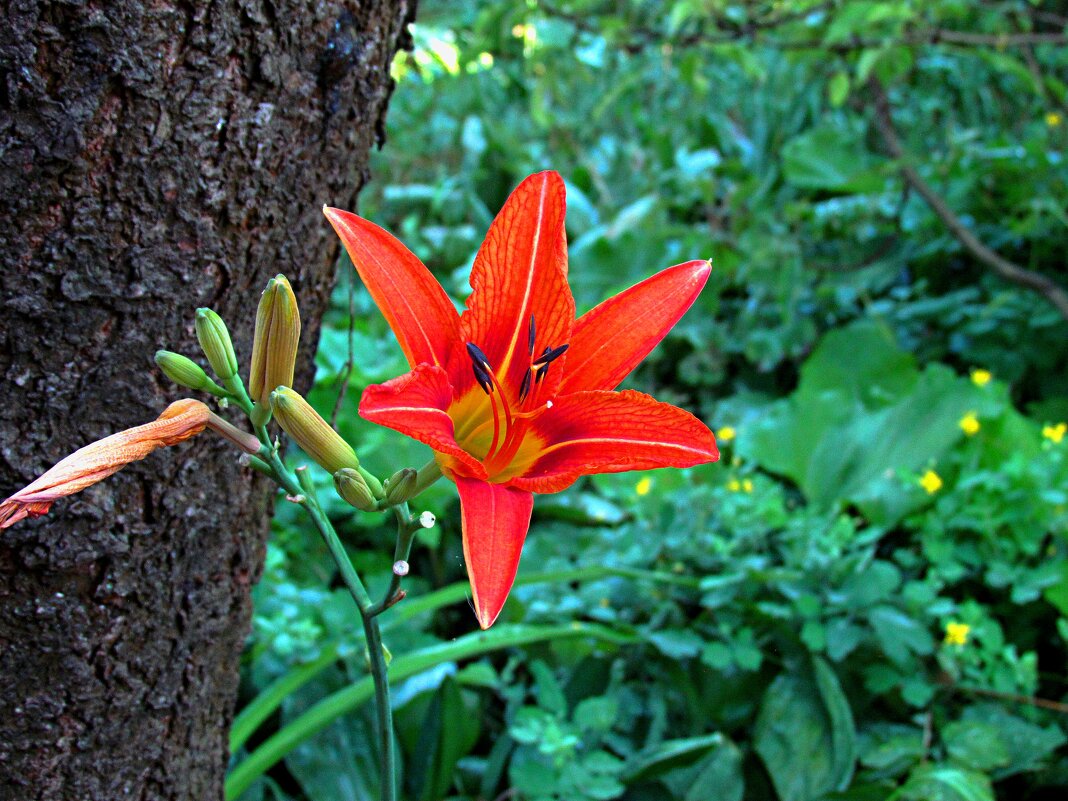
[231,1,1068,799]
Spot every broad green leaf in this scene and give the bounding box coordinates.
[754,661,856,801]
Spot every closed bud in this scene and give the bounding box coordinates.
[155,350,216,392]
[195,308,239,380]
[249,275,301,405]
[384,467,418,506]
[270,387,358,474]
[334,468,377,511]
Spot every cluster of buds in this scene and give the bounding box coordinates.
[154,273,428,514]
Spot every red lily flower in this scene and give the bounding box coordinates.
[325,171,718,628]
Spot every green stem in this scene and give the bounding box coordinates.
[251,421,394,801]
[368,503,419,616]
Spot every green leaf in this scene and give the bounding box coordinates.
[868,606,935,666]
[960,703,1067,776]
[781,126,884,193]
[942,721,1010,772]
[574,696,618,733]
[754,661,856,801]
[624,733,727,782]
[892,764,994,801]
[828,72,850,108]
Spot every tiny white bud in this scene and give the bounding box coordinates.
[285,494,305,503]
[393,560,410,576]
[419,511,436,528]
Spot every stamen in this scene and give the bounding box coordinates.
[527,315,537,356]
[518,368,532,402]
[467,342,495,394]
[539,343,569,366]
[471,361,494,394]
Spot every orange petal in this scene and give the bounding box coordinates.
[458,171,574,400]
[559,259,711,393]
[324,207,460,370]
[359,365,487,479]
[0,399,211,529]
[510,389,718,493]
[456,475,533,629]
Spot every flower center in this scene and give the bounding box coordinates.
[455,315,566,477]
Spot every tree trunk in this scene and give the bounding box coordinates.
[0,1,415,798]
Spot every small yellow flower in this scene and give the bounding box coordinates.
[944,621,970,646]
[635,476,653,496]
[727,479,742,492]
[970,369,992,387]
[742,479,753,493]
[1043,422,1067,444]
[920,470,943,494]
[717,426,736,442]
[1047,112,1063,128]
[959,412,980,436]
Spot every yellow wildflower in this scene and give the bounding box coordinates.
[727,479,742,492]
[970,369,992,387]
[959,412,980,436]
[944,621,970,646]
[920,470,943,495]
[742,479,753,493]
[717,426,736,442]
[1047,112,1063,128]
[1043,423,1067,444]
[635,476,653,496]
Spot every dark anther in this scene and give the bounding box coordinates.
[535,364,549,383]
[527,315,537,356]
[519,368,533,401]
[466,342,490,369]
[466,342,494,394]
[471,361,494,394]
[541,343,569,365]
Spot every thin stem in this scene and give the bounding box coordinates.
[361,612,395,797]
[251,419,395,801]
[368,503,420,616]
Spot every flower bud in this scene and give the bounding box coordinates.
[384,467,418,506]
[249,275,301,405]
[270,387,358,474]
[334,468,377,512]
[155,350,216,392]
[195,308,240,380]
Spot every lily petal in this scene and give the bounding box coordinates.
[560,259,711,393]
[458,171,574,399]
[359,365,487,479]
[511,389,719,493]
[325,207,460,370]
[0,399,211,529]
[455,475,534,629]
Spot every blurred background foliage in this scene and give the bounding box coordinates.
[229,1,1068,799]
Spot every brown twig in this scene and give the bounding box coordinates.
[868,77,1068,321]
[330,261,358,427]
[954,684,1068,715]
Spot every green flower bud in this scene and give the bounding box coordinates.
[270,387,358,474]
[334,468,377,512]
[195,308,239,380]
[155,350,216,392]
[249,275,301,405]
[383,467,418,506]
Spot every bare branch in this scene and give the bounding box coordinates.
[868,77,1068,322]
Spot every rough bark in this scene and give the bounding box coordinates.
[0,1,415,799]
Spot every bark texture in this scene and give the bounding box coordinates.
[0,1,414,798]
